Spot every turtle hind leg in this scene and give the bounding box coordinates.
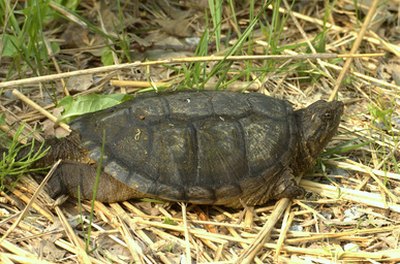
[46,161,145,203]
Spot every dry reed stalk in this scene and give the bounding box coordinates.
[122,201,148,217]
[368,30,400,56]
[0,106,43,143]
[54,206,91,263]
[115,215,145,264]
[123,211,248,229]
[0,252,51,264]
[274,207,294,260]
[236,198,291,263]
[213,243,225,262]
[267,3,400,54]
[44,38,68,96]
[157,206,173,219]
[109,203,150,243]
[93,204,155,261]
[53,239,105,264]
[0,253,13,264]
[285,224,400,244]
[330,0,381,100]
[134,217,250,245]
[300,180,400,213]
[281,49,399,92]
[181,202,193,264]
[157,253,173,264]
[80,217,126,247]
[9,188,53,221]
[358,164,398,203]
[340,125,399,150]
[0,160,60,244]
[282,0,333,80]
[0,239,51,263]
[16,104,56,124]
[293,200,327,220]
[326,160,400,181]
[263,242,400,260]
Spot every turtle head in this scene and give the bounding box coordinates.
[297,100,344,159]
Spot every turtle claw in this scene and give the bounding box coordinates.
[274,181,304,200]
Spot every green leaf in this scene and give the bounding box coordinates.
[140,197,166,204]
[55,0,80,10]
[163,217,178,226]
[50,41,60,54]
[368,104,394,131]
[313,31,327,53]
[1,34,19,57]
[101,47,114,66]
[0,113,5,125]
[323,140,370,156]
[58,94,132,121]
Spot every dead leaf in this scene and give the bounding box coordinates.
[42,107,70,139]
[157,0,191,20]
[99,3,119,34]
[61,24,91,49]
[377,58,400,85]
[195,207,217,233]
[33,239,66,261]
[156,18,193,37]
[66,74,94,92]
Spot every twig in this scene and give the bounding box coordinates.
[329,0,381,101]
[110,80,171,88]
[11,89,71,132]
[0,53,383,89]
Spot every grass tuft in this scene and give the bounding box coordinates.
[0,125,48,191]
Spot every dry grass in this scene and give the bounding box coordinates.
[1,1,400,263]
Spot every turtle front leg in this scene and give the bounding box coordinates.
[270,169,304,200]
[46,161,146,203]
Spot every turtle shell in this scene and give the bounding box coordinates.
[70,91,299,205]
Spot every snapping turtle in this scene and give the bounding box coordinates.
[34,91,343,206]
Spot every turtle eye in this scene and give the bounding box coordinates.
[323,111,332,120]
